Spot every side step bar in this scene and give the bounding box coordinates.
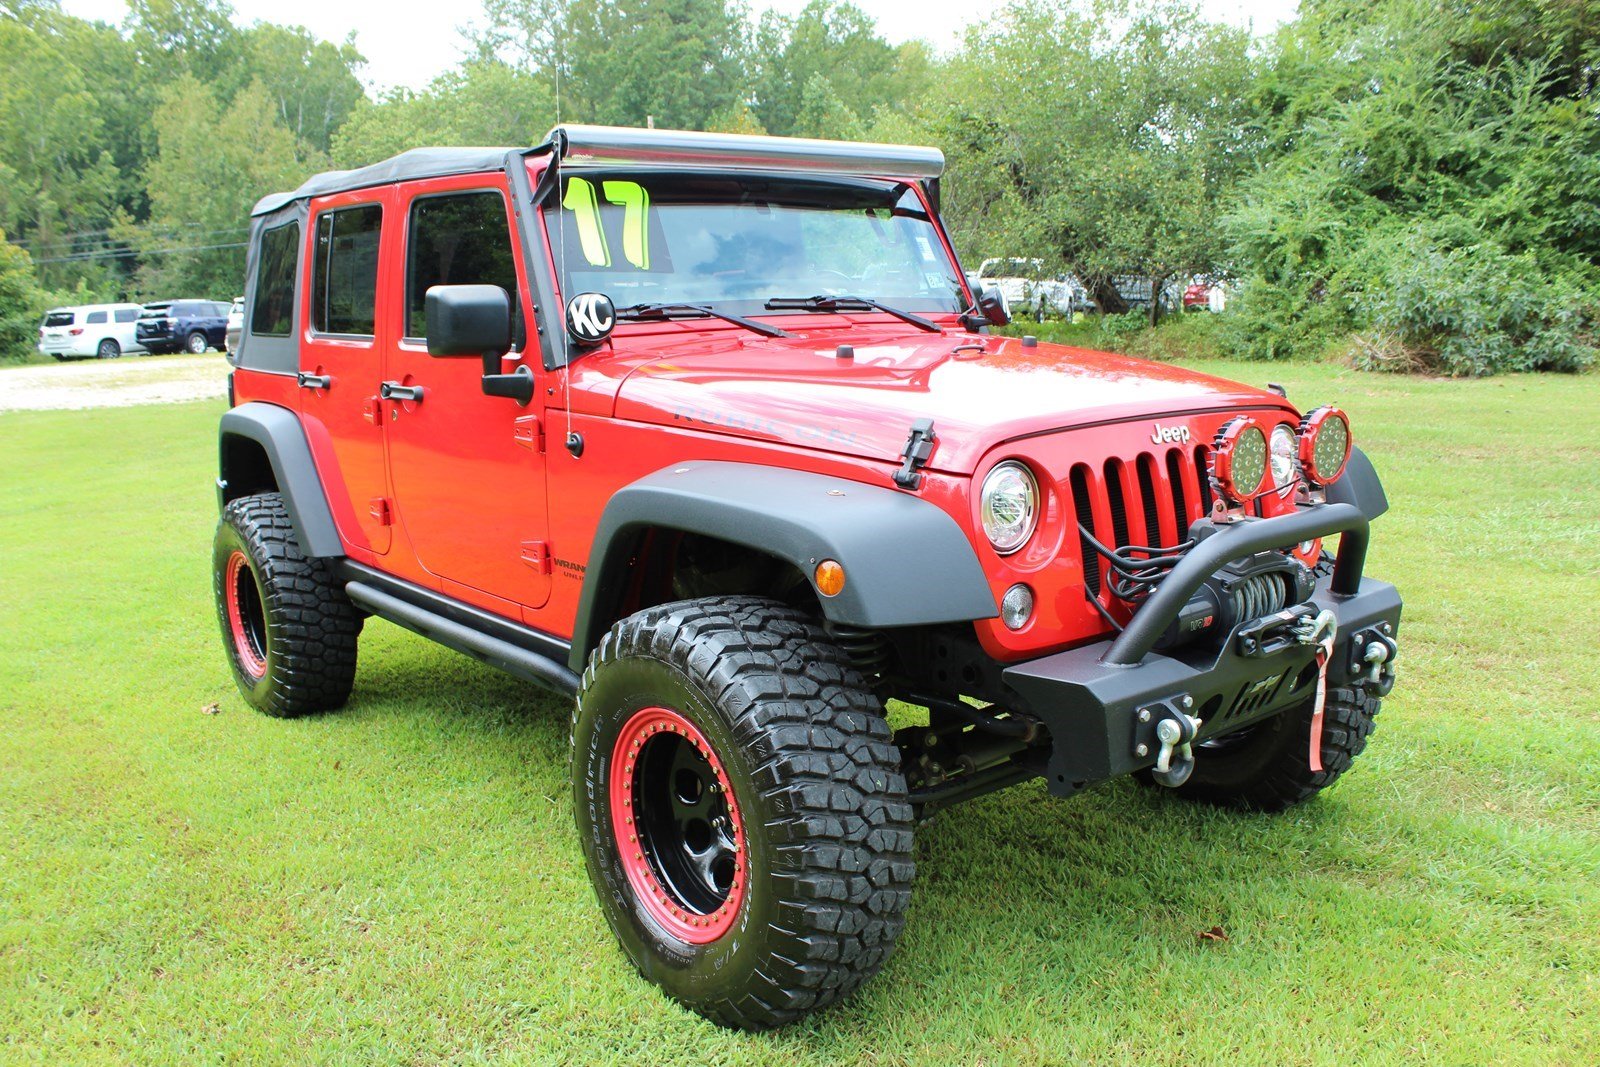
[345,580,580,697]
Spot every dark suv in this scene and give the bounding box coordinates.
[137,300,230,354]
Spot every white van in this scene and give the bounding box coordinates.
[36,303,148,360]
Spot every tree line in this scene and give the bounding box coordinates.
[2,0,1596,374]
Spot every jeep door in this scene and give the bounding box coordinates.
[380,176,554,612]
[298,189,395,556]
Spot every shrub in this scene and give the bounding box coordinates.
[1357,240,1598,376]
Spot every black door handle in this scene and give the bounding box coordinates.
[296,371,332,390]
[379,381,425,402]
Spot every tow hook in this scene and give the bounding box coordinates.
[1149,705,1203,788]
[1350,624,1398,695]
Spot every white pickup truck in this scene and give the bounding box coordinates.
[971,258,1085,320]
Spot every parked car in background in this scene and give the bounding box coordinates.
[974,257,1078,320]
[136,300,230,354]
[1184,282,1213,311]
[36,303,147,360]
[225,297,245,356]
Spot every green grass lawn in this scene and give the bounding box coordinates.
[2,363,1597,1064]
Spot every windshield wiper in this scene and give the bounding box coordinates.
[614,302,791,339]
[763,294,941,333]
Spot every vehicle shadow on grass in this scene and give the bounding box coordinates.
[336,627,1362,1052]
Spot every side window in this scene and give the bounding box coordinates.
[114,308,138,323]
[404,191,518,339]
[86,310,108,324]
[312,204,382,336]
[251,221,299,337]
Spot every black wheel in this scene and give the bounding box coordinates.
[97,338,122,359]
[572,596,914,1030]
[1156,687,1380,812]
[212,492,361,717]
[185,331,209,354]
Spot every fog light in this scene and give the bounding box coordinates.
[1001,583,1034,630]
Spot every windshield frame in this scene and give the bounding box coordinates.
[531,165,972,356]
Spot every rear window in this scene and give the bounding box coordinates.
[172,301,200,316]
[114,308,138,323]
[141,305,170,319]
[86,310,108,324]
[313,204,382,336]
[251,221,299,337]
[44,311,75,327]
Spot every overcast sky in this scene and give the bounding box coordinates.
[62,0,1300,94]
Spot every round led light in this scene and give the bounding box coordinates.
[1298,406,1353,485]
[1270,423,1299,489]
[1001,583,1034,630]
[1211,417,1269,503]
[980,461,1039,555]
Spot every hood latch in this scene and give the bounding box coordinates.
[894,419,937,490]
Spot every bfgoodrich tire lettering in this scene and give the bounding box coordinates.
[1160,687,1381,811]
[212,492,361,716]
[572,596,914,1030]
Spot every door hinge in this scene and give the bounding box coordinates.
[513,414,544,453]
[520,540,552,573]
[894,418,937,489]
[369,497,392,526]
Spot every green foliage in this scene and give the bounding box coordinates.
[332,61,555,168]
[127,77,302,298]
[1223,0,1600,374]
[914,0,1262,318]
[0,229,54,363]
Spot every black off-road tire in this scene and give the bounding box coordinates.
[1159,687,1381,812]
[572,596,914,1031]
[212,492,361,717]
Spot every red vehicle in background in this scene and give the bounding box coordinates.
[213,126,1401,1029]
[1184,281,1214,310]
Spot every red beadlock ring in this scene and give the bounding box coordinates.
[610,706,747,945]
[224,550,267,679]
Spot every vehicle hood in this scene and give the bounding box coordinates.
[607,324,1295,474]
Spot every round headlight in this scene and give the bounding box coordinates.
[980,461,1039,555]
[1270,423,1299,488]
[1298,406,1352,485]
[1211,417,1269,503]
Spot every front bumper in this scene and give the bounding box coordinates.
[1002,499,1401,797]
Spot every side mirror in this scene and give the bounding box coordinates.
[977,283,1011,327]
[424,284,534,406]
[425,284,512,359]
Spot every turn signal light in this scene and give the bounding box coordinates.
[815,559,846,597]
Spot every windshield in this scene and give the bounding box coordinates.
[542,171,967,318]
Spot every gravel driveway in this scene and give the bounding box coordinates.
[0,354,231,413]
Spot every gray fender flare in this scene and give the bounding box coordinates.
[217,402,343,558]
[569,461,998,671]
[1325,446,1389,521]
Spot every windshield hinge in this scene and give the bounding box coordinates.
[894,419,937,490]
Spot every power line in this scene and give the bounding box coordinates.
[33,241,249,265]
[12,225,252,250]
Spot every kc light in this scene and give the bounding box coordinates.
[1211,416,1269,503]
[1269,423,1299,489]
[1298,406,1353,486]
[980,461,1038,555]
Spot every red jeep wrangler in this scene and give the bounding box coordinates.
[214,126,1400,1030]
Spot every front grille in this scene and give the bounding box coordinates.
[1071,444,1211,608]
